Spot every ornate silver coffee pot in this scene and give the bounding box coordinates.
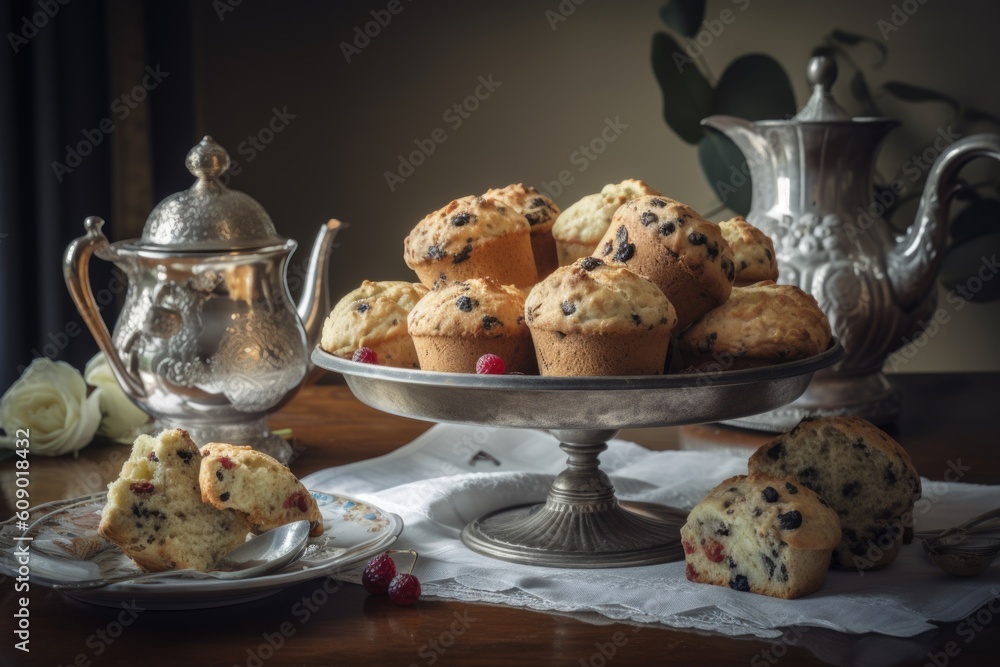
[64,137,342,461]
[704,54,1000,428]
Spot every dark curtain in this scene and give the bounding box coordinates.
[0,0,194,393]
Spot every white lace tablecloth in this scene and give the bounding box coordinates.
[302,423,1000,639]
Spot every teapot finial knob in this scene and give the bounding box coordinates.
[185,135,231,181]
[807,52,838,92]
[795,51,850,121]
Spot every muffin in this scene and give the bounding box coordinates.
[407,277,536,373]
[681,474,841,599]
[200,443,324,537]
[677,281,831,371]
[748,417,921,570]
[597,195,735,331]
[403,195,537,289]
[524,257,677,376]
[485,183,561,279]
[99,429,252,572]
[320,280,428,368]
[551,179,662,266]
[718,216,778,286]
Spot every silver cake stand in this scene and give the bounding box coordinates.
[312,342,843,568]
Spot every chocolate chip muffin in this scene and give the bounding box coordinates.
[485,183,561,280]
[718,216,778,286]
[524,257,677,376]
[681,474,841,599]
[677,281,831,371]
[551,179,662,266]
[403,195,537,289]
[321,280,429,368]
[748,417,921,571]
[597,195,735,331]
[407,277,536,373]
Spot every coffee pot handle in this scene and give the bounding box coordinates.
[63,217,147,398]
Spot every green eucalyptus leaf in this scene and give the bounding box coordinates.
[659,0,706,38]
[652,32,713,144]
[939,230,1000,302]
[710,54,796,120]
[950,198,1000,243]
[829,29,887,67]
[883,81,960,114]
[698,132,752,216]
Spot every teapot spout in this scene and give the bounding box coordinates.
[297,219,345,354]
[888,134,1000,312]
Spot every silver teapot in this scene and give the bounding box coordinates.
[703,54,1000,428]
[64,137,342,461]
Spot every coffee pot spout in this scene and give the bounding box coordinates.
[296,219,345,352]
[887,134,1000,312]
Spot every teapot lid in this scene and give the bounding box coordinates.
[137,136,284,251]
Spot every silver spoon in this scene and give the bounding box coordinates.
[918,508,1000,576]
[923,534,1000,576]
[54,520,311,590]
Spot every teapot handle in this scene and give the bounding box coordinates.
[63,217,147,398]
[889,133,1000,311]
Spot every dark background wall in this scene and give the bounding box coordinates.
[3,0,1000,394]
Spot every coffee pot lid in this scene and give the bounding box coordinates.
[137,136,284,251]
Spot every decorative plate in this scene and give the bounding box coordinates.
[0,491,402,609]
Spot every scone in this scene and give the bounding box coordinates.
[403,195,537,289]
[320,280,429,368]
[718,216,778,286]
[677,281,831,371]
[551,179,662,266]
[99,429,251,572]
[485,183,561,279]
[597,195,735,331]
[200,443,324,537]
[524,257,677,376]
[748,417,921,570]
[681,474,841,599]
[407,277,536,373]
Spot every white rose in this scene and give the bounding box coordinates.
[0,358,102,456]
[84,352,150,442]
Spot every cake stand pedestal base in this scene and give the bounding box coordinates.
[460,429,687,568]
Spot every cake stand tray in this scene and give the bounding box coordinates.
[312,341,843,568]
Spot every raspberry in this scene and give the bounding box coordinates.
[476,354,506,375]
[218,456,234,470]
[388,573,421,605]
[362,553,396,595]
[129,481,154,494]
[704,538,725,563]
[352,347,378,364]
[681,539,695,555]
[685,562,698,581]
[146,452,158,462]
[371,549,421,605]
[283,491,309,512]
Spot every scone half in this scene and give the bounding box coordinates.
[681,473,841,599]
[200,443,325,537]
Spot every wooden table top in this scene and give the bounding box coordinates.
[2,373,998,667]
